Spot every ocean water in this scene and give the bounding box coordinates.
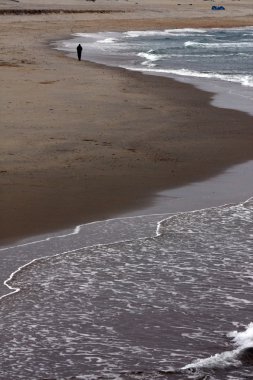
[56,27,253,115]
[0,28,252,379]
[0,199,252,379]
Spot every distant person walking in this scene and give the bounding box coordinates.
[77,44,83,61]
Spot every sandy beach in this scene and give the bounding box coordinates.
[1,0,253,244]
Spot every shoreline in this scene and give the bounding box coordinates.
[2,160,252,251]
[1,2,253,245]
[57,26,253,117]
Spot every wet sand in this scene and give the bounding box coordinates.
[1,0,253,244]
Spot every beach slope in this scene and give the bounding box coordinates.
[1,0,253,243]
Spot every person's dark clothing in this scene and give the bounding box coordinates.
[77,44,83,61]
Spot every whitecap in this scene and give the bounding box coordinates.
[182,323,253,372]
[97,38,118,44]
[124,66,253,88]
[184,41,253,49]
[124,28,208,38]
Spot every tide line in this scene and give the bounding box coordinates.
[0,196,251,303]
[0,213,172,301]
[0,212,174,252]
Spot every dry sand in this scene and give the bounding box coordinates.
[1,0,253,244]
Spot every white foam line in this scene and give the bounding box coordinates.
[0,232,161,302]
[0,224,81,252]
[0,212,176,301]
[0,196,251,302]
[0,206,180,301]
[155,200,239,237]
[0,212,174,252]
[156,195,253,236]
[2,194,248,253]
[0,211,175,300]
[1,258,40,301]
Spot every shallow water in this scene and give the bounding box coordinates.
[0,198,252,379]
